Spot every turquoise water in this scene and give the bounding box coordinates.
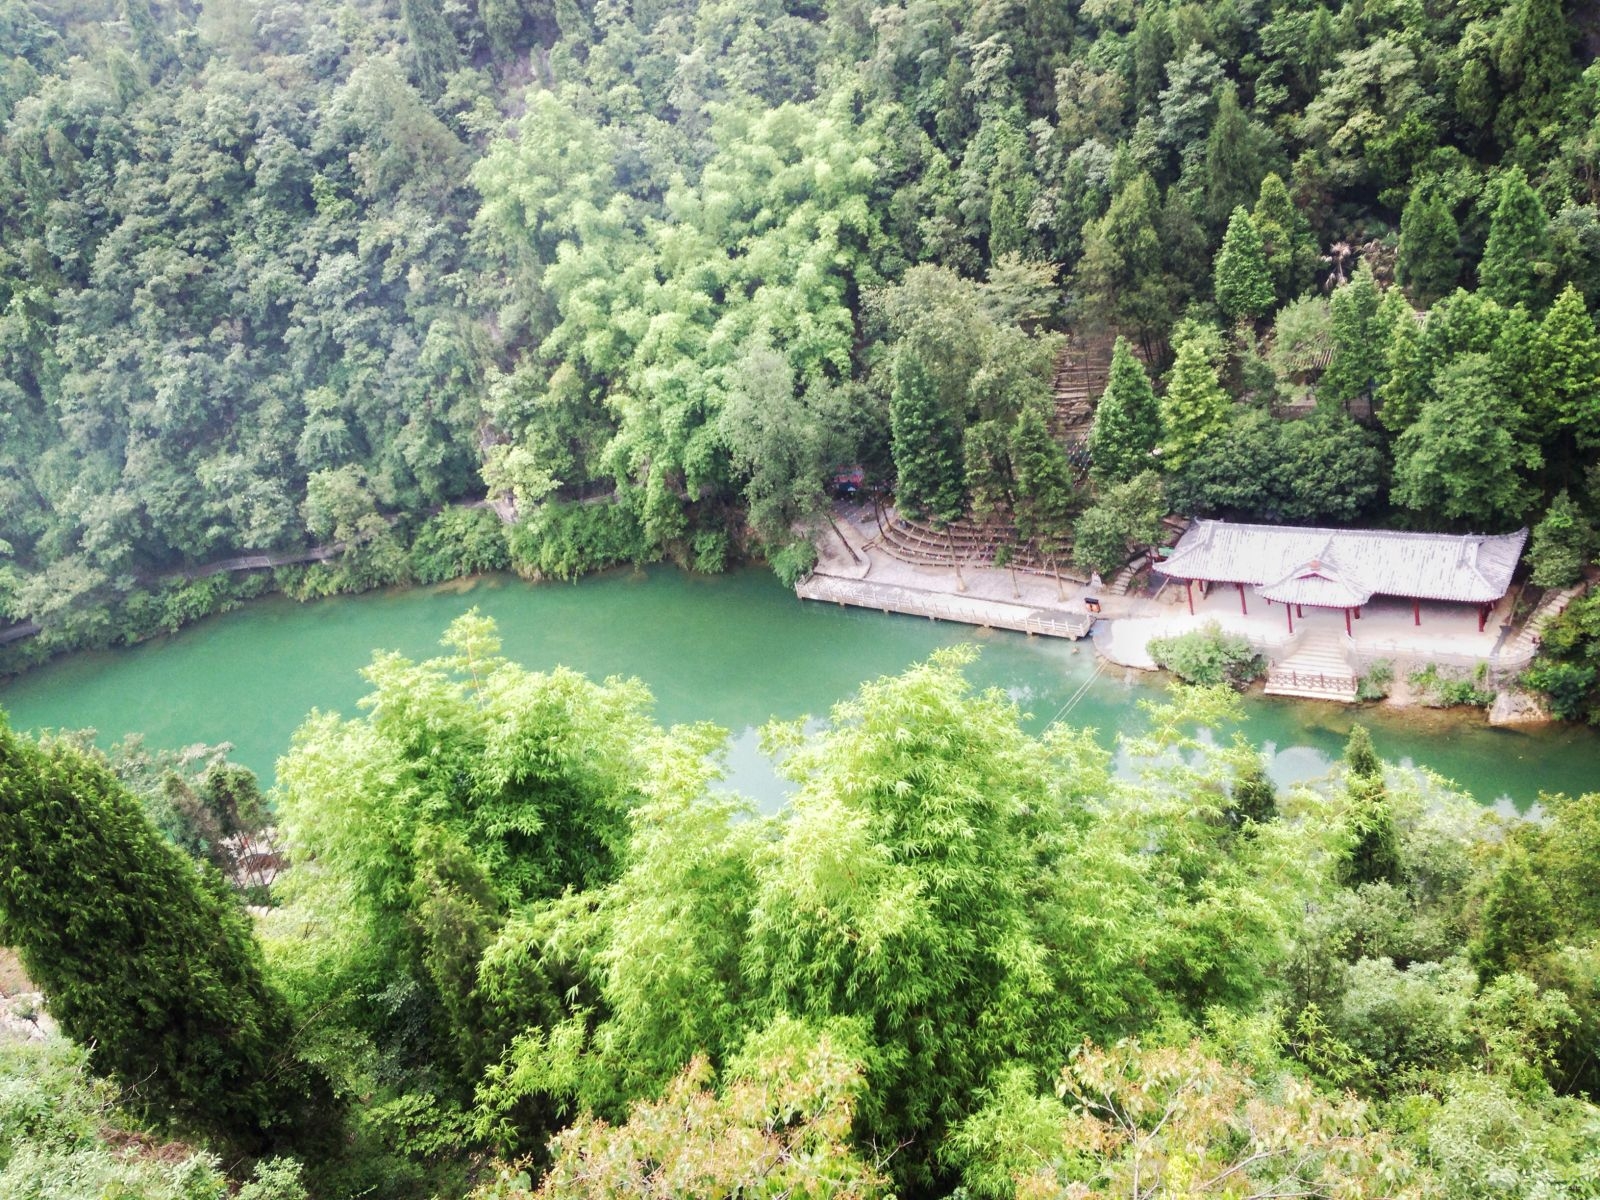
[2,567,1595,810]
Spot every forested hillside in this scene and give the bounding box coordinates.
[5,628,1600,1197]
[4,0,1600,672]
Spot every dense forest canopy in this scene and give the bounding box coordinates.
[4,624,1600,1197]
[7,0,1600,1188]
[4,0,1600,672]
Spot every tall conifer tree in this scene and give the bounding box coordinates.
[1337,726,1401,888]
[1213,207,1275,322]
[1204,84,1264,228]
[1534,283,1600,442]
[1160,336,1230,471]
[0,720,336,1151]
[1089,337,1162,484]
[1397,182,1460,307]
[1252,173,1316,305]
[1320,262,1384,407]
[890,345,966,523]
[401,0,461,96]
[1479,166,1551,310]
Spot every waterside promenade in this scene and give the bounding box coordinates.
[799,502,1585,706]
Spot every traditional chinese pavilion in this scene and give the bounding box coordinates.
[1157,521,1528,635]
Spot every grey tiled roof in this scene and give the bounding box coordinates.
[1159,520,1527,605]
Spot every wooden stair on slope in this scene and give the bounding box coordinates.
[1264,634,1359,702]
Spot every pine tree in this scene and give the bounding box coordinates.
[0,720,337,1152]
[1479,166,1551,310]
[1012,399,1078,583]
[1493,0,1579,150]
[1529,489,1597,587]
[1226,759,1278,830]
[1089,337,1162,485]
[1252,172,1316,305]
[1534,283,1600,441]
[1344,724,1382,779]
[890,345,966,523]
[401,0,461,96]
[1471,841,1557,979]
[1213,207,1275,323]
[1159,336,1230,472]
[1337,726,1401,888]
[1397,181,1460,307]
[1376,294,1428,434]
[1204,84,1265,229]
[1319,261,1384,407]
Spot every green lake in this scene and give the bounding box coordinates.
[2,567,1596,811]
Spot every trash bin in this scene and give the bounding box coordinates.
[1084,597,1101,614]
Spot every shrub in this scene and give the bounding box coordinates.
[768,539,819,588]
[505,502,651,581]
[1408,663,1494,708]
[1357,659,1394,701]
[409,508,510,584]
[691,530,729,575]
[1520,660,1596,722]
[1147,622,1267,687]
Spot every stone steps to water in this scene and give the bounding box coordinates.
[1265,635,1359,702]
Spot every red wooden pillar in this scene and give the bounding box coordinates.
[1354,606,1361,619]
[1296,604,1304,618]
[1237,581,1248,615]
[1413,598,1421,626]
[1479,604,1489,632]
[1185,579,1194,615]
[1344,607,1352,636]
[1286,604,1294,634]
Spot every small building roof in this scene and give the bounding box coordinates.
[1258,553,1372,608]
[1159,520,1527,605]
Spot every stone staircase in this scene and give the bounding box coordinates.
[1050,340,1109,439]
[1105,556,1148,597]
[1499,581,1588,665]
[1264,633,1359,702]
[872,508,1088,582]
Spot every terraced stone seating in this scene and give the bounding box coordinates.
[1050,331,1145,440]
[875,510,1087,583]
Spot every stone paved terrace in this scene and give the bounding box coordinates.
[810,500,1136,619]
[1094,574,1519,677]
